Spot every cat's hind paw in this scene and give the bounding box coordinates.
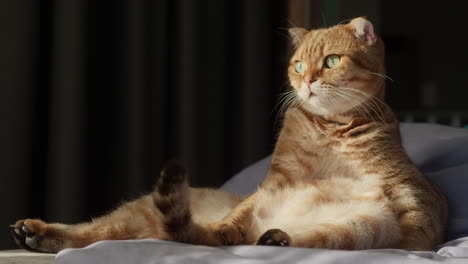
[212,223,246,246]
[10,219,63,253]
[256,229,291,246]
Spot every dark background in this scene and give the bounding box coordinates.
[1,0,467,249]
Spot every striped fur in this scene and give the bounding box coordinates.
[205,17,447,250]
[152,160,192,242]
[12,18,447,253]
[11,161,243,252]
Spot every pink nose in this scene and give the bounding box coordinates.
[304,77,317,87]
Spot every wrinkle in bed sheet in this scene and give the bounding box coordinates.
[53,239,468,264]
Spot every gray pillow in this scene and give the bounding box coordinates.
[222,123,468,240]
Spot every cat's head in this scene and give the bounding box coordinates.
[288,17,386,117]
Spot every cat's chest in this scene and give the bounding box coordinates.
[301,149,384,199]
[302,128,379,180]
[310,149,360,179]
[276,122,382,182]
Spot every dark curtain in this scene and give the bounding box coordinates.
[0,0,288,249]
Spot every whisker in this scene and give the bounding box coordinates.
[277,88,295,96]
[288,30,303,46]
[274,92,294,113]
[308,84,381,121]
[342,88,383,122]
[344,87,387,110]
[320,10,327,28]
[286,18,308,45]
[340,87,386,121]
[337,18,352,25]
[286,18,300,29]
[326,89,369,121]
[285,19,305,46]
[340,90,381,122]
[338,88,386,122]
[273,90,298,128]
[276,28,294,42]
[337,88,382,123]
[369,72,395,82]
[278,32,293,42]
[329,90,375,122]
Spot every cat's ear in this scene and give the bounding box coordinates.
[288,28,308,48]
[348,17,377,46]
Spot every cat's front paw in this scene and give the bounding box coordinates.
[10,219,61,253]
[212,223,246,246]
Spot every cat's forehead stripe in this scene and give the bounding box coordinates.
[303,31,325,62]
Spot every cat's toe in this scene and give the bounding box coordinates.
[10,225,26,247]
[21,224,35,237]
[213,223,245,246]
[25,235,41,249]
[11,220,26,236]
[10,220,43,252]
[23,219,48,234]
[256,229,291,247]
[11,219,64,253]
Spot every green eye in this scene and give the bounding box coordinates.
[324,55,341,69]
[295,61,307,74]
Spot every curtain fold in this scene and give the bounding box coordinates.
[0,0,288,249]
[0,0,38,250]
[46,0,86,222]
[241,0,271,166]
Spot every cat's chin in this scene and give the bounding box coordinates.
[299,100,354,118]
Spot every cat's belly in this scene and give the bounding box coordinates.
[251,174,389,240]
[189,188,244,224]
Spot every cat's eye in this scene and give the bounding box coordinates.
[324,55,341,69]
[295,61,307,74]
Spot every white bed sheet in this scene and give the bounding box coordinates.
[54,237,468,264]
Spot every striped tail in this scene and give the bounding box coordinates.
[152,160,193,242]
[152,160,221,246]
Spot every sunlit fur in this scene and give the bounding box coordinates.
[288,21,386,118]
[246,17,447,250]
[12,18,447,253]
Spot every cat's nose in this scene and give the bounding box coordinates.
[304,77,317,87]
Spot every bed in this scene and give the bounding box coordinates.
[4,123,468,263]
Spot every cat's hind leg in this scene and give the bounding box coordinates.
[12,193,168,253]
[252,187,401,250]
[283,200,400,249]
[11,161,190,253]
[11,219,74,253]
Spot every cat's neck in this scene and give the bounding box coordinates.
[294,98,394,128]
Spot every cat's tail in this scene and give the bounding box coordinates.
[152,160,220,245]
[152,160,193,242]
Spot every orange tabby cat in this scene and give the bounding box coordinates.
[11,17,447,253]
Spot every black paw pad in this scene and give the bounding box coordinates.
[9,224,41,252]
[256,229,291,246]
